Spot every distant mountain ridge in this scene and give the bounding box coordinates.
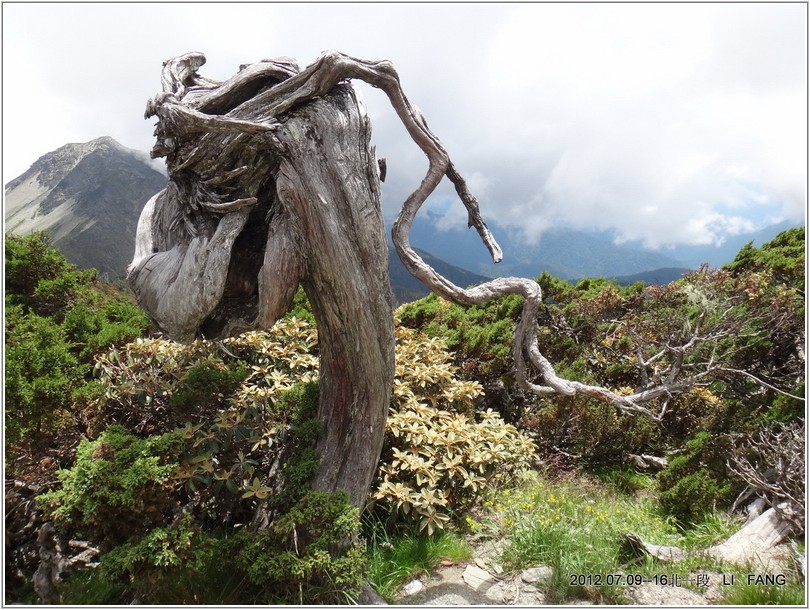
[5,136,167,280]
[407,214,686,280]
[6,137,802,303]
[607,267,692,286]
[407,211,803,282]
[3,137,487,305]
[662,220,802,268]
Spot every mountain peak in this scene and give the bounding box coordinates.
[4,137,167,279]
[4,137,156,192]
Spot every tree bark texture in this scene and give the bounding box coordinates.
[129,54,393,508]
[130,50,753,509]
[274,89,394,506]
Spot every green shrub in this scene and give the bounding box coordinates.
[5,308,86,446]
[233,491,365,604]
[5,232,149,450]
[45,375,346,605]
[268,381,322,509]
[38,425,184,548]
[371,325,536,534]
[5,232,85,318]
[63,300,149,361]
[97,515,209,602]
[61,526,257,605]
[657,431,739,525]
[397,292,522,377]
[40,373,362,605]
[169,361,249,411]
[725,227,805,290]
[522,394,661,465]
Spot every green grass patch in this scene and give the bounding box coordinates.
[678,511,741,550]
[472,471,750,604]
[364,519,472,602]
[589,466,657,496]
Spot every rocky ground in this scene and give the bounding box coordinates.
[393,540,732,606]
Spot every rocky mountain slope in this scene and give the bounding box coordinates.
[5,137,167,280]
[4,138,486,303]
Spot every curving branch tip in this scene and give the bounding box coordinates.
[138,50,720,422]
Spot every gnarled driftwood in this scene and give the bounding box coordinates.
[626,504,795,571]
[130,50,766,508]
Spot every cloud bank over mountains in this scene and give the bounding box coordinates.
[3,3,805,251]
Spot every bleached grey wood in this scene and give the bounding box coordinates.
[627,505,794,570]
[131,53,394,509]
[130,50,751,509]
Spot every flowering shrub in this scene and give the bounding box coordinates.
[371,325,537,534]
[90,318,534,538]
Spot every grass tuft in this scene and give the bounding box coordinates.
[364,517,472,602]
[721,581,806,605]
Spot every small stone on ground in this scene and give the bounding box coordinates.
[402,579,424,596]
[462,564,497,591]
[521,565,554,584]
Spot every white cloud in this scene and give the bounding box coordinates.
[3,3,805,248]
[461,2,807,247]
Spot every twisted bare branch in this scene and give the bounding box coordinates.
[729,422,805,534]
[142,50,796,421]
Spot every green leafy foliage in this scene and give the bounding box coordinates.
[285,285,316,324]
[8,228,805,605]
[63,299,151,362]
[92,317,319,434]
[35,303,369,605]
[97,515,207,598]
[5,309,85,445]
[657,431,739,524]
[725,226,805,290]
[5,232,149,448]
[5,231,90,318]
[42,370,359,604]
[398,230,804,473]
[61,489,364,606]
[397,292,523,377]
[234,491,364,604]
[62,491,365,605]
[372,325,536,534]
[168,361,249,411]
[38,425,183,548]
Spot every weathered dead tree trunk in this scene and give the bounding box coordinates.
[626,504,796,571]
[129,54,393,508]
[130,50,774,511]
[273,89,394,506]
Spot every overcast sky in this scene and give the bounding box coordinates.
[2,2,806,249]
